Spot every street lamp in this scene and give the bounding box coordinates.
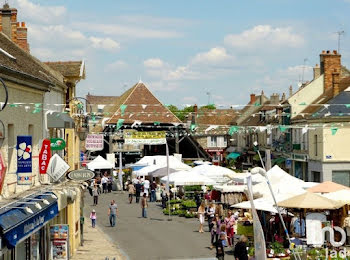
[77,126,88,141]
[0,78,8,111]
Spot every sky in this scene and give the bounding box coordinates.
[9,0,350,108]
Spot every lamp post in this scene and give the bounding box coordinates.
[252,142,301,260]
[0,78,8,111]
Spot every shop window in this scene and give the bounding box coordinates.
[311,171,321,183]
[332,171,350,187]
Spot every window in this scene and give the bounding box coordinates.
[314,135,318,156]
[209,136,217,147]
[332,171,350,187]
[311,171,321,183]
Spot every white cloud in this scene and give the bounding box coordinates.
[89,37,120,51]
[105,60,128,72]
[191,47,233,65]
[14,0,66,23]
[224,25,304,50]
[144,58,165,68]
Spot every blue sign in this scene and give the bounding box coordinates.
[285,159,292,169]
[17,136,32,173]
[4,202,58,247]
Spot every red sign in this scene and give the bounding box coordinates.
[39,139,51,174]
[0,150,6,194]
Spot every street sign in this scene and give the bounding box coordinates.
[0,150,7,194]
[124,131,166,145]
[47,154,70,182]
[17,136,32,185]
[67,169,95,181]
[85,134,104,151]
[39,139,51,174]
[50,138,66,151]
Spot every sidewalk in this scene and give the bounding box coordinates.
[71,221,126,260]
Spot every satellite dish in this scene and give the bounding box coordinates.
[297,82,302,88]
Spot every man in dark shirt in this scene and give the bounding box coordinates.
[135,180,142,203]
[150,181,157,202]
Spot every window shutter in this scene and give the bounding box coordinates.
[207,136,211,147]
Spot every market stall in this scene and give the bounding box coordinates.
[307,181,350,194]
[160,171,216,186]
[87,155,114,171]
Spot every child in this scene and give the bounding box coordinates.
[90,209,96,228]
[220,224,228,247]
[215,232,225,260]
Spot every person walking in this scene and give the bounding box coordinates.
[141,193,148,218]
[128,181,135,204]
[211,213,221,249]
[90,209,97,228]
[207,202,215,232]
[143,178,150,199]
[101,174,108,193]
[108,200,118,227]
[198,201,206,233]
[92,185,99,206]
[107,175,113,193]
[234,235,248,260]
[215,232,225,260]
[150,181,157,202]
[135,179,142,203]
[224,210,235,247]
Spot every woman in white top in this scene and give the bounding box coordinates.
[198,202,206,233]
[206,202,216,233]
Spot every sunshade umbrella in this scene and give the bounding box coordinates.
[323,189,350,204]
[277,192,345,210]
[307,181,350,193]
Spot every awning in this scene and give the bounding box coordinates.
[0,192,58,247]
[47,112,75,129]
[227,152,240,160]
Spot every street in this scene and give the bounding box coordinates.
[83,192,220,260]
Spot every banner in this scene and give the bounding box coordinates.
[247,176,267,260]
[47,154,70,182]
[124,131,166,145]
[17,136,32,185]
[39,139,51,174]
[50,138,66,151]
[0,150,7,194]
[85,134,104,151]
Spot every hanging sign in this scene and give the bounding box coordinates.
[67,169,95,181]
[17,136,32,185]
[85,134,104,151]
[47,154,70,182]
[50,138,66,151]
[39,139,51,174]
[0,150,7,194]
[124,131,166,145]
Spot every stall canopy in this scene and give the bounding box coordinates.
[149,167,178,177]
[227,152,241,160]
[277,192,345,209]
[323,189,350,204]
[160,171,216,186]
[192,164,235,184]
[307,181,350,194]
[87,155,114,171]
[232,198,279,213]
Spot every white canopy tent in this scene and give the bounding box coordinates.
[160,171,216,186]
[323,189,350,204]
[87,156,114,171]
[191,164,236,184]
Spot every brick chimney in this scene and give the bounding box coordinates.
[250,94,256,104]
[313,64,321,79]
[320,50,341,92]
[281,93,286,101]
[332,69,340,97]
[0,4,29,52]
[289,85,293,97]
[193,104,198,113]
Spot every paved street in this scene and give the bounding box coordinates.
[83,192,221,260]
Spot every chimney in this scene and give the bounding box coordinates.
[320,50,341,92]
[289,85,293,97]
[332,69,340,97]
[193,104,198,113]
[250,94,256,104]
[281,93,286,102]
[313,64,321,79]
[0,4,29,52]
[270,93,280,104]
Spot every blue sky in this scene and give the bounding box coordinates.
[11,0,350,107]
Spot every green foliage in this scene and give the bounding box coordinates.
[177,210,186,217]
[167,105,194,121]
[169,199,183,204]
[184,185,202,191]
[270,242,284,254]
[181,200,197,208]
[248,247,255,257]
[199,104,216,110]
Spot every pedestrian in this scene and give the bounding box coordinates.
[197,201,206,233]
[195,192,201,210]
[210,213,221,249]
[234,235,248,260]
[220,224,228,247]
[224,210,235,247]
[92,185,99,206]
[135,179,142,203]
[143,178,150,199]
[206,202,215,233]
[128,181,135,204]
[215,232,225,260]
[101,174,108,193]
[107,175,113,193]
[150,181,157,202]
[108,200,118,227]
[90,209,96,228]
[141,193,148,218]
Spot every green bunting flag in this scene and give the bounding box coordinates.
[279,125,287,132]
[116,119,124,130]
[331,127,338,136]
[91,113,96,122]
[9,104,18,107]
[190,123,197,132]
[32,108,42,114]
[299,102,307,106]
[154,121,160,126]
[345,104,350,108]
[228,126,239,136]
[76,103,84,110]
[254,102,261,107]
[34,103,42,108]
[120,104,127,116]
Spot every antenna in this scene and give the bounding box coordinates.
[301,58,308,84]
[336,30,345,53]
[206,91,211,105]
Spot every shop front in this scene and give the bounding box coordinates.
[205,149,224,165]
[0,192,58,260]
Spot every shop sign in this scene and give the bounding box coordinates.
[50,138,66,151]
[50,225,69,260]
[285,159,292,169]
[85,134,104,151]
[67,169,94,181]
[39,139,51,174]
[4,203,58,247]
[47,154,70,182]
[0,150,7,194]
[291,153,308,162]
[17,136,32,185]
[124,131,166,145]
